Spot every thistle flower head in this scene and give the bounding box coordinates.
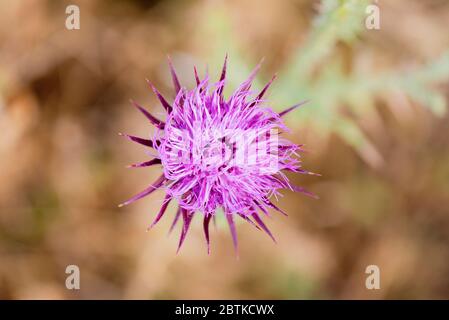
[121,56,315,253]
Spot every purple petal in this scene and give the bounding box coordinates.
[225,213,239,256]
[118,175,166,207]
[217,54,228,96]
[146,80,173,113]
[203,213,212,254]
[127,158,161,168]
[263,198,287,216]
[279,100,309,117]
[130,99,165,129]
[239,58,264,92]
[219,54,228,82]
[194,66,201,86]
[119,133,154,148]
[167,55,181,94]
[168,207,182,234]
[177,209,193,253]
[251,210,276,243]
[237,212,260,230]
[254,200,271,217]
[255,74,277,102]
[291,185,319,199]
[148,193,172,229]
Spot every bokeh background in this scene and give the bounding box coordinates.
[1,0,449,299]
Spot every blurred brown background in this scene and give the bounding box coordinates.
[0,0,449,299]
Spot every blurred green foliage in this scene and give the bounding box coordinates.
[197,0,449,166]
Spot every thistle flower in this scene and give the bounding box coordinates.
[120,56,316,253]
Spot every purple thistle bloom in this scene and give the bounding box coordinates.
[120,56,316,254]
